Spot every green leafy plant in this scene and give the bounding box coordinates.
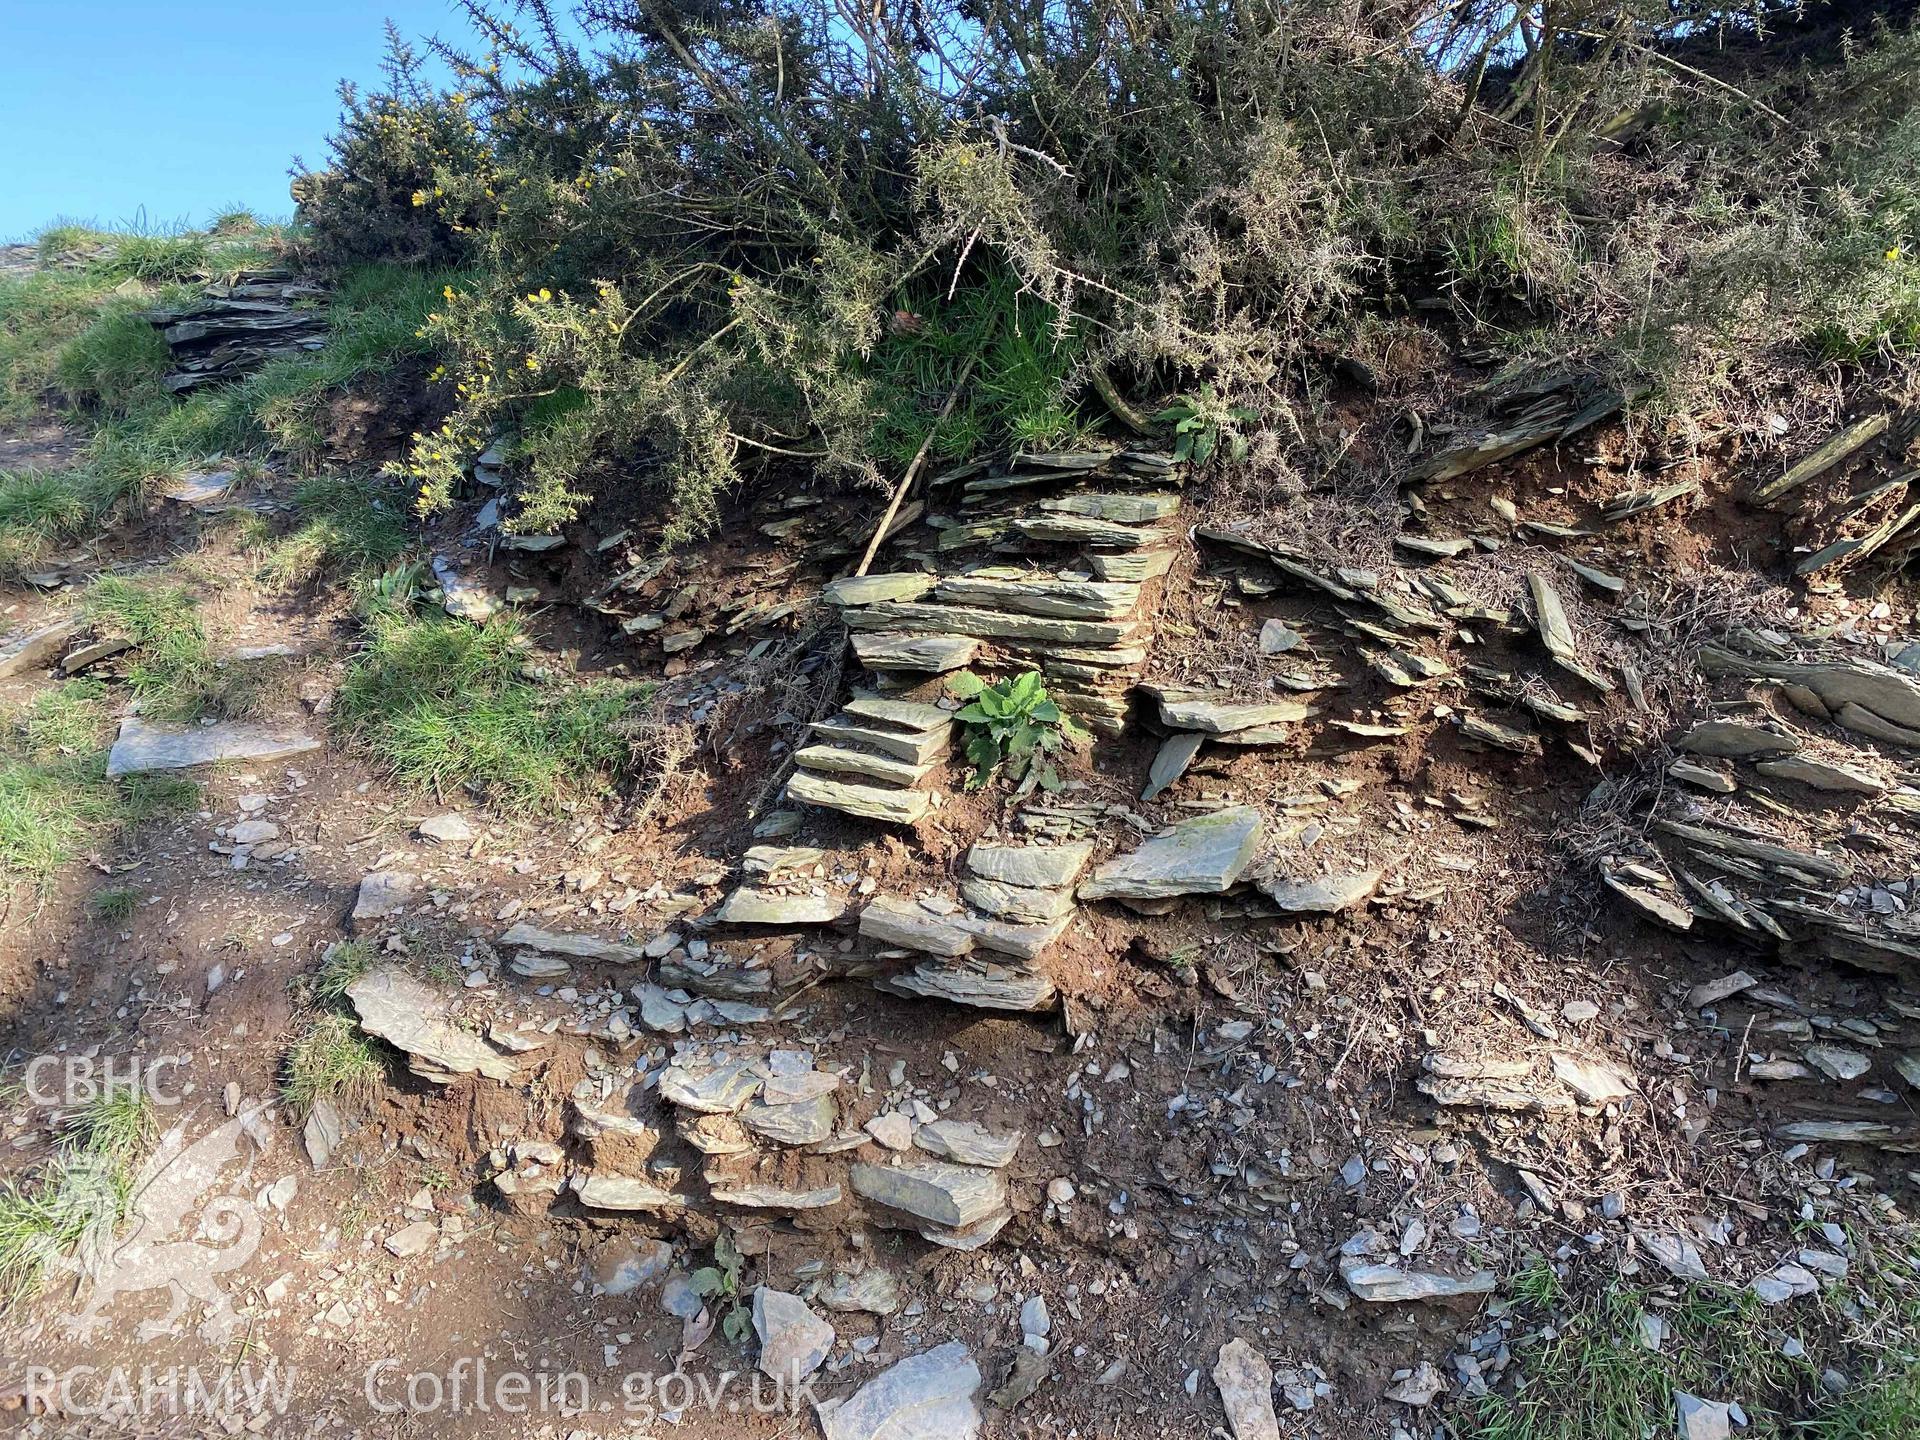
[951,670,1086,793]
[1154,386,1258,464]
[686,1229,753,1344]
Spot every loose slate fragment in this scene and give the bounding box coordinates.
[1565,557,1626,593]
[1078,806,1263,901]
[1635,1228,1711,1282]
[1550,1051,1635,1105]
[816,1343,981,1440]
[345,966,517,1083]
[1141,732,1203,801]
[849,1159,1006,1228]
[1602,479,1698,523]
[1340,1261,1497,1303]
[1754,754,1886,795]
[1211,1339,1281,1440]
[1395,534,1474,560]
[1680,720,1799,758]
[912,1119,1023,1169]
[1527,573,1576,660]
[1751,413,1889,506]
[1261,870,1381,914]
[1458,712,1541,755]
[1602,868,1695,931]
[659,1060,763,1114]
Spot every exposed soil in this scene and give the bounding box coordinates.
[0,379,1916,1440]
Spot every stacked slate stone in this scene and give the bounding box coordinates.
[1603,630,1920,979]
[860,841,1091,1012]
[558,1046,1021,1252]
[785,697,956,824]
[144,270,327,392]
[825,447,1186,736]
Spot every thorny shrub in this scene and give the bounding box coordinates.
[292,1,1920,545]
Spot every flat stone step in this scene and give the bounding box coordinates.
[1087,549,1176,582]
[843,602,1140,647]
[105,717,323,777]
[841,697,955,734]
[822,572,937,606]
[0,617,84,678]
[1079,805,1265,902]
[809,718,951,765]
[960,875,1075,923]
[934,575,1140,621]
[794,744,927,788]
[1012,448,1118,470]
[786,770,932,824]
[1036,492,1180,523]
[859,894,1070,962]
[1014,515,1170,549]
[1145,687,1315,735]
[874,957,1058,1011]
[574,1173,677,1212]
[1008,642,1149,670]
[966,841,1093,889]
[712,887,851,925]
[961,470,1077,495]
[851,633,979,672]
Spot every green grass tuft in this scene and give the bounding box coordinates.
[0,1083,153,1306]
[1475,1257,1920,1440]
[55,300,177,413]
[281,1012,385,1117]
[0,1153,133,1306]
[84,574,254,721]
[0,678,197,888]
[309,939,377,1004]
[334,610,650,805]
[258,475,412,586]
[58,1089,155,1167]
[86,886,138,926]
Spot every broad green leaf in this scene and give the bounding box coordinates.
[688,1267,724,1296]
[948,671,986,698]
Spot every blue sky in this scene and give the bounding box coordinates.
[0,2,463,240]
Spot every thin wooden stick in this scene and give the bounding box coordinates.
[853,355,977,577]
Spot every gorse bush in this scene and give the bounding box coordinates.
[292,1,1920,545]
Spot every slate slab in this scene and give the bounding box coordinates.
[105,717,322,777]
[1079,806,1263,901]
